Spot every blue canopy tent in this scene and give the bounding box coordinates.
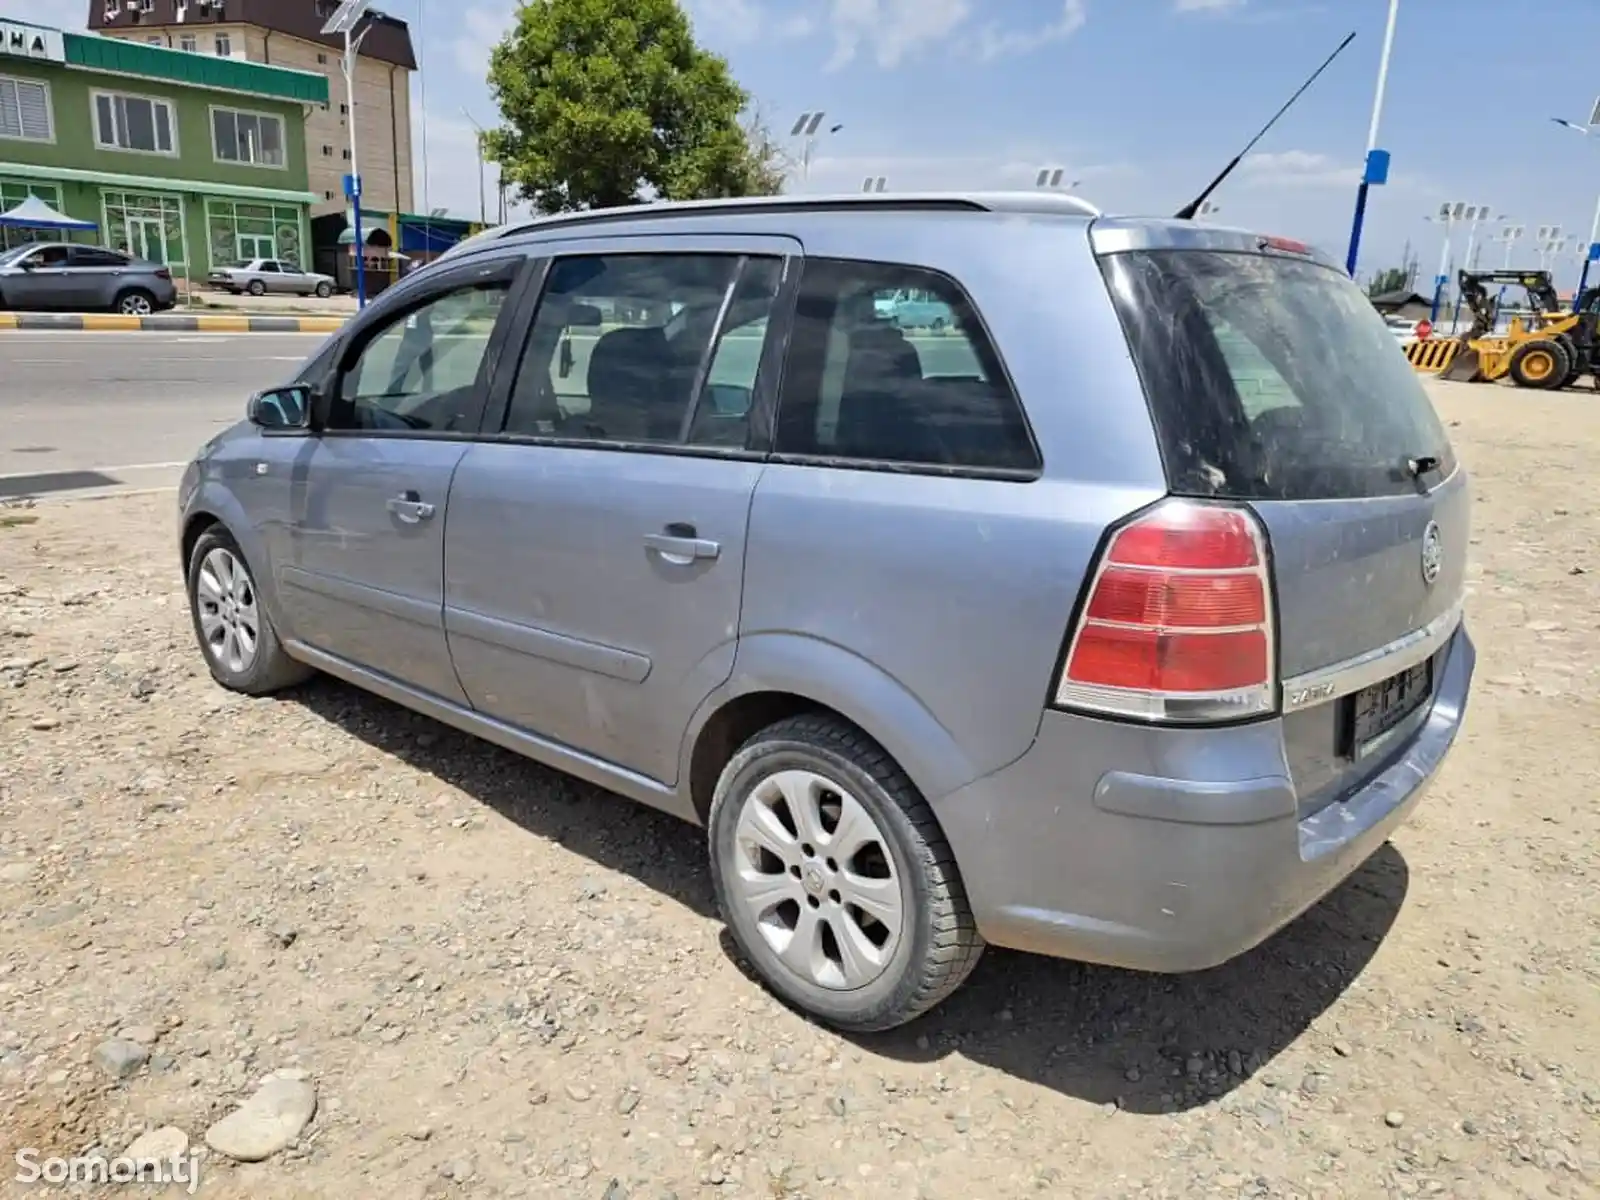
[0,196,97,250]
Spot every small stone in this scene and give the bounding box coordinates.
[601,1180,628,1200]
[615,1089,640,1115]
[440,1158,474,1182]
[93,1038,150,1079]
[1123,1067,1142,1083]
[528,1086,549,1105]
[118,1025,158,1047]
[407,1126,433,1141]
[125,1126,189,1162]
[1384,1111,1406,1128]
[200,950,228,971]
[1461,1118,1479,1136]
[565,1083,592,1102]
[1333,1041,1353,1058]
[1185,1055,1205,1077]
[270,926,298,948]
[827,1094,847,1117]
[29,716,60,731]
[204,1075,318,1161]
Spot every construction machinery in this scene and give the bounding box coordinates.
[1439,269,1600,389]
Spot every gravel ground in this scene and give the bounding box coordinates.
[0,379,1596,1199]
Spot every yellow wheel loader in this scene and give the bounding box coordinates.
[1439,269,1600,389]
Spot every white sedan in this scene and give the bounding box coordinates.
[209,259,336,299]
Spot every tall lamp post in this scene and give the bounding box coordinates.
[322,0,375,308]
[1550,101,1600,308]
[1345,0,1401,277]
[1427,201,1465,323]
[461,108,489,226]
[1449,204,1496,330]
[861,176,887,193]
[789,111,842,186]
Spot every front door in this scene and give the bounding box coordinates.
[127,217,166,265]
[443,238,796,783]
[277,252,529,701]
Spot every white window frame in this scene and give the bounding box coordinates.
[0,75,54,144]
[179,34,197,52]
[91,89,178,157]
[214,33,231,57]
[209,105,287,170]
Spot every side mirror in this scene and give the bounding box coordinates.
[247,384,313,430]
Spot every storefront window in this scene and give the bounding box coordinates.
[102,190,185,266]
[0,180,66,252]
[205,199,302,268]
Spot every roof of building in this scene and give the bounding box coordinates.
[88,0,417,71]
[4,20,330,104]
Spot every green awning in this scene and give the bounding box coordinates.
[0,163,314,205]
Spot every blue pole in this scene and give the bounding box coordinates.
[1429,275,1445,324]
[1345,180,1371,277]
[352,201,367,309]
[1574,253,1594,314]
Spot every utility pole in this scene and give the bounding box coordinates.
[323,0,375,308]
[461,108,488,225]
[789,111,841,186]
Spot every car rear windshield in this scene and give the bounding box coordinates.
[1099,249,1457,500]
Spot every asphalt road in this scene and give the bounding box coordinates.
[0,328,980,501]
[0,332,327,500]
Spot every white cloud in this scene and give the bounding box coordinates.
[1239,150,1360,190]
[1173,0,1246,11]
[449,2,516,81]
[977,0,1087,61]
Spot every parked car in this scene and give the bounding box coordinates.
[874,287,956,330]
[209,258,336,299]
[176,193,1475,1032]
[0,242,176,315]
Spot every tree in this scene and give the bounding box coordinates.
[1367,266,1410,298]
[482,0,777,213]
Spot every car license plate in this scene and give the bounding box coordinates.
[1347,658,1434,759]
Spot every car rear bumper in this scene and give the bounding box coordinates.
[931,621,1475,973]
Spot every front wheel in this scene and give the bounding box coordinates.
[708,713,984,1032]
[314,281,332,299]
[247,279,266,297]
[186,526,311,695]
[1508,338,1571,389]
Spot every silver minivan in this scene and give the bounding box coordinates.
[177,193,1475,1031]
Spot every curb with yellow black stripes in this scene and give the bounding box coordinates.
[0,312,346,334]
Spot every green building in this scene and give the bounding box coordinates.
[0,19,327,277]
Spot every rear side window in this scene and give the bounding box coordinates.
[1100,249,1457,500]
[774,258,1038,472]
[69,247,130,267]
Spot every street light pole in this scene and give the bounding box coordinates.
[1428,202,1460,324]
[1345,0,1401,277]
[789,111,841,187]
[461,108,488,226]
[1450,205,1492,331]
[324,0,375,308]
[1550,106,1600,309]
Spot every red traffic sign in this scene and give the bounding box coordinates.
[1415,319,1433,340]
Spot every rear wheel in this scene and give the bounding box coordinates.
[114,289,154,316]
[1508,339,1570,389]
[247,279,266,297]
[708,713,984,1032]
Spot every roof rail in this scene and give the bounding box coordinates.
[443,190,1101,258]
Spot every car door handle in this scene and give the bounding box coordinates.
[644,528,720,563]
[386,491,436,524]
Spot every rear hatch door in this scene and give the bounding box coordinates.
[1095,224,1467,810]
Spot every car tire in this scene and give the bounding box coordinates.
[247,280,267,297]
[314,281,332,299]
[708,712,984,1032]
[186,526,311,696]
[114,289,155,316]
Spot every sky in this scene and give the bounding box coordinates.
[11,0,1600,290]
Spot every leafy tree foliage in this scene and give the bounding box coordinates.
[482,0,783,213]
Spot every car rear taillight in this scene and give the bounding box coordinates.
[1053,499,1276,723]
[155,268,171,280]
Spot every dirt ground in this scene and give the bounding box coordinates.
[0,379,1596,1200]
